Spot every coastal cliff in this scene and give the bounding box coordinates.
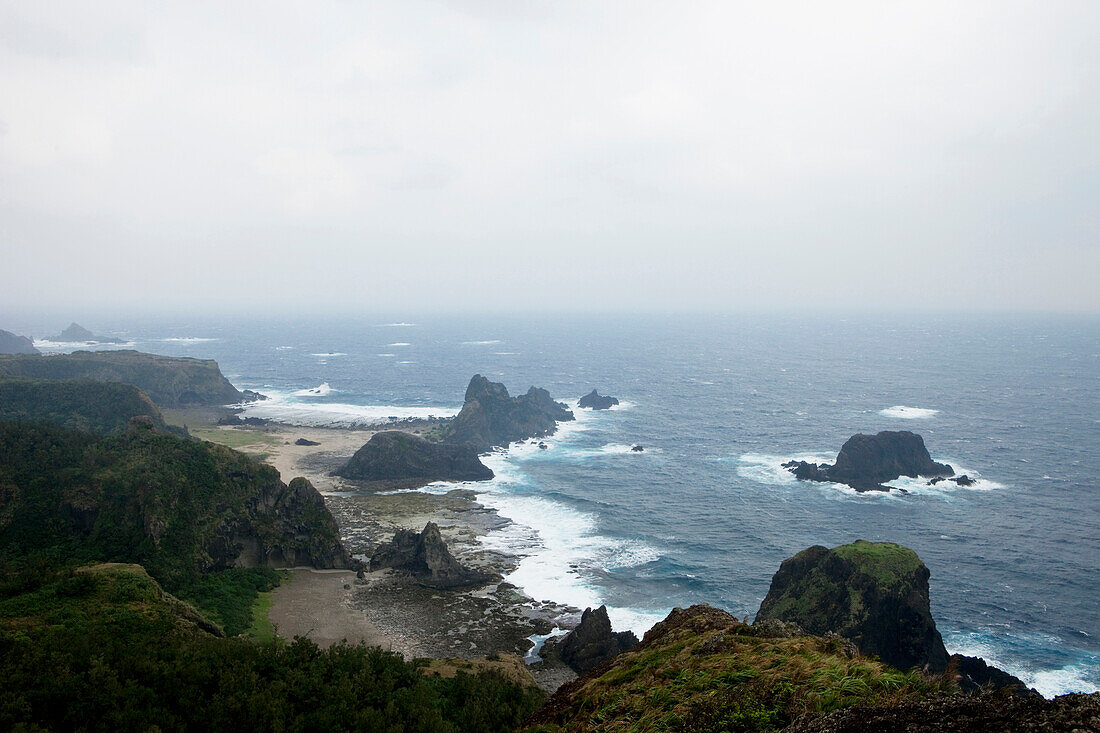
[0,350,263,408]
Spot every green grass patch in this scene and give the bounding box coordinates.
[246,572,286,638]
[190,427,281,450]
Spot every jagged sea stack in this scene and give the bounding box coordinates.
[755,540,949,672]
[578,389,619,410]
[541,605,639,674]
[441,374,574,451]
[370,521,490,589]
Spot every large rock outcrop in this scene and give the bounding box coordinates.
[48,322,124,343]
[578,389,619,410]
[370,521,490,589]
[541,605,639,674]
[0,350,264,408]
[440,374,574,452]
[334,431,493,486]
[755,540,950,672]
[0,329,38,355]
[783,431,954,491]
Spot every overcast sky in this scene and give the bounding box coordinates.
[1,1,1097,316]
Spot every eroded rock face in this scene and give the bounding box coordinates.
[784,431,954,491]
[441,375,574,452]
[755,540,950,672]
[334,431,493,485]
[542,605,639,674]
[370,521,490,589]
[578,389,619,410]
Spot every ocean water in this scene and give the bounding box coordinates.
[18,312,1100,697]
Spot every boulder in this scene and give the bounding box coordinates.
[334,431,493,485]
[755,540,950,672]
[784,431,954,491]
[542,605,639,674]
[631,445,644,452]
[370,521,490,589]
[578,389,620,410]
[294,437,320,446]
[0,329,38,355]
[441,375,574,452]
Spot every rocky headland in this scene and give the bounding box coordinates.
[0,329,38,355]
[334,430,494,487]
[577,389,619,410]
[441,374,574,452]
[0,350,265,408]
[783,430,955,491]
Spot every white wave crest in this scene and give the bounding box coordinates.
[310,352,347,357]
[233,389,458,427]
[944,631,1100,698]
[294,382,333,397]
[388,342,411,347]
[377,322,416,327]
[461,339,502,345]
[473,450,664,637]
[880,405,938,419]
[158,336,217,343]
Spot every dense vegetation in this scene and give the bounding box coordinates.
[0,420,347,626]
[0,350,254,407]
[0,377,174,435]
[526,605,956,732]
[0,564,544,732]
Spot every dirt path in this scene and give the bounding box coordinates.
[267,568,393,650]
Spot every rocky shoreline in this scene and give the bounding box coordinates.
[177,410,581,691]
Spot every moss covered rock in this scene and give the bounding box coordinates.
[755,540,949,672]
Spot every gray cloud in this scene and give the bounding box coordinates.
[0,0,1097,315]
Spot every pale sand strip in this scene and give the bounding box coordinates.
[267,568,392,650]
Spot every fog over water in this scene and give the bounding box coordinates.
[1,1,1098,315]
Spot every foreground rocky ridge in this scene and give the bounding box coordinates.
[784,430,955,491]
[0,350,263,408]
[0,377,174,435]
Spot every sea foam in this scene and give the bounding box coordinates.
[879,405,938,419]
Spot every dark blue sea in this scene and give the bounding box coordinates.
[18,312,1100,696]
